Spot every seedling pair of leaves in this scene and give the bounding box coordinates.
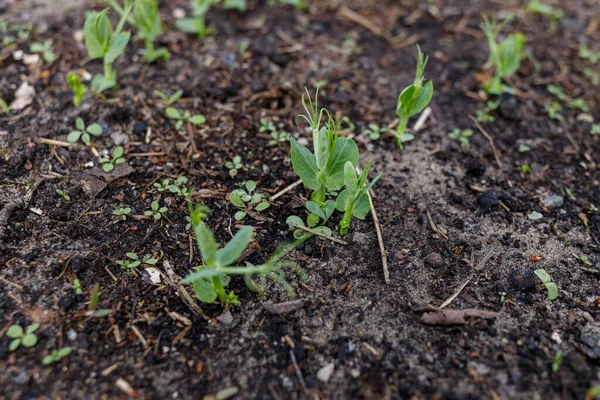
[56,189,70,201]
[481,14,526,95]
[7,323,39,351]
[260,119,292,146]
[363,123,392,141]
[165,107,206,129]
[154,89,183,106]
[99,146,126,172]
[84,2,134,92]
[225,156,244,178]
[534,269,558,300]
[116,252,158,269]
[229,180,270,220]
[42,347,73,365]
[154,176,191,196]
[67,117,103,145]
[286,215,332,240]
[29,40,56,63]
[112,207,132,221]
[395,46,433,149]
[448,128,474,147]
[336,162,381,235]
[144,200,167,220]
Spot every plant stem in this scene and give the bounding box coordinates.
[211,275,227,303]
[395,118,408,148]
[144,38,155,59]
[339,206,353,236]
[312,184,326,206]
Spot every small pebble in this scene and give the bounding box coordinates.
[317,362,335,383]
[424,253,443,267]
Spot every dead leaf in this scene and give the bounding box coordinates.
[421,308,498,326]
[79,164,135,196]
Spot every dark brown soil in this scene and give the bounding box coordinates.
[1,0,600,399]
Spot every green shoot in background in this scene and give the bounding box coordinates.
[67,72,88,107]
[176,0,219,39]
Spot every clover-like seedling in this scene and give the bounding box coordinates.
[362,123,392,141]
[84,2,133,92]
[67,117,103,145]
[165,107,206,130]
[176,0,220,39]
[153,176,190,196]
[448,128,474,147]
[481,14,526,95]
[67,72,88,107]
[7,323,39,351]
[144,200,167,220]
[260,119,292,146]
[99,146,126,172]
[534,269,558,300]
[117,252,158,270]
[29,40,56,63]
[112,207,131,221]
[42,346,73,365]
[73,278,83,295]
[476,100,500,123]
[291,87,359,220]
[573,254,592,266]
[395,46,433,149]
[335,161,381,235]
[286,215,332,240]
[225,155,244,178]
[56,189,70,201]
[154,89,183,106]
[229,180,270,220]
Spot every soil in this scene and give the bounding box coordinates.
[1,0,600,399]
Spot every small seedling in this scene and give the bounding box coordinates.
[112,207,131,221]
[592,124,600,136]
[99,146,126,172]
[165,107,206,130]
[67,117,103,145]
[117,252,158,269]
[534,269,558,300]
[590,204,599,213]
[579,44,600,64]
[335,162,381,235]
[225,155,244,178]
[448,128,473,147]
[569,98,589,112]
[229,180,270,220]
[574,254,592,266]
[584,68,600,86]
[515,164,531,174]
[518,144,532,152]
[67,72,88,107]
[481,15,526,94]
[260,119,292,146]
[176,0,219,39]
[565,188,576,201]
[527,0,563,28]
[84,2,133,92]
[7,323,39,351]
[42,347,73,365]
[56,189,70,201]
[72,278,83,295]
[362,123,392,141]
[154,89,183,106]
[545,101,563,121]
[144,200,167,220]
[395,46,433,149]
[0,98,10,114]
[476,100,500,123]
[154,176,191,196]
[552,350,563,373]
[547,84,566,100]
[29,40,56,63]
[285,215,332,240]
[223,0,247,12]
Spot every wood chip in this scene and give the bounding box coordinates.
[115,378,138,398]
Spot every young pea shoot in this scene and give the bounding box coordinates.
[56,189,70,202]
[67,117,103,145]
[7,323,39,351]
[29,40,56,63]
[165,107,206,130]
[335,162,381,235]
[448,128,474,147]
[42,346,73,365]
[395,46,434,149]
[362,123,392,141]
[99,146,126,172]
[229,180,270,220]
[481,14,526,95]
[176,0,219,39]
[112,207,132,221]
[67,72,88,107]
[534,269,558,300]
[144,200,168,220]
[84,2,134,92]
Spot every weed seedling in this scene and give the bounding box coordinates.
[0,98,10,114]
[224,0,247,12]
[29,40,56,63]
[573,254,592,266]
[67,72,88,107]
[395,46,433,149]
[534,269,558,300]
[144,200,167,220]
[117,252,158,269]
[260,119,292,146]
[176,0,219,39]
[285,215,332,239]
[579,44,600,64]
[153,176,191,196]
[569,98,589,112]
[56,189,70,201]
[565,188,576,201]
[518,144,532,152]
[526,0,563,28]
[165,107,206,130]
[448,128,474,147]
[99,146,126,172]
[84,2,134,92]
[335,162,381,235]
[584,68,600,86]
[72,278,83,295]
[154,88,183,106]
[42,347,73,365]
[362,123,392,141]
[225,156,244,178]
[552,350,563,373]
[481,15,526,94]
[544,101,563,121]
[112,207,131,221]
[476,100,500,123]
[7,323,39,351]
[591,124,600,136]
[67,117,103,145]
[229,180,270,220]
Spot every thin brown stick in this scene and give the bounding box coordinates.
[128,152,166,157]
[289,223,347,245]
[37,137,72,148]
[289,351,309,397]
[469,115,503,170]
[338,6,385,38]
[270,179,302,201]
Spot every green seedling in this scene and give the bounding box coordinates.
[362,123,392,141]
[0,98,10,114]
[153,176,191,196]
[448,128,473,147]
[545,101,563,121]
[584,68,600,86]
[592,124,600,136]
[117,252,158,269]
[552,350,563,373]
[229,180,270,220]
[579,44,600,64]
[176,0,219,39]
[568,98,589,112]
[260,119,292,146]
[481,14,526,94]
[67,72,88,107]
[224,0,247,12]
[7,323,39,351]
[56,189,70,201]
[335,162,381,235]
[395,46,433,149]
[590,204,599,213]
[547,84,566,100]
[574,254,592,266]
[225,155,244,178]
[99,146,126,172]
[42,347,73,365]
[73,278,83,295]
[534,269,558,300]
[515,164,531,174]
[526,0,563,28]
[276,0,306,10]
[29,40,56,63]
[88,284,111,317]
[112,207,131,221]
[154,89,183,106]
[518,144,532,152]
[144,200,167,220]
[548,84,589,112]
[476,100,500,123]
[107,0,169,62]
[565,188,576,201]
[67,117,103,145]
[285,215,332,240]
[84,2,134,92]
[291,87,359,220]
[165,107,206,130]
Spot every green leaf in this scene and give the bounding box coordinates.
[498,33,525,77]
[7,325,23,338]
[42,355,55,365]
[103,163,114,172]
[286,215,305,229]
[112,146,124,159]
[105,32,130,64]
[9,339,21,351]
[353,193,371,219]
[335,189,350,212]
[217,226,253,267]
[126,252,138,260]
[86,123,103,136]
[58,346,72,358]
[165,107,180,119]
[234,211,247,220]
[30,42,45,53]
[67,131,81,143]
[344,161,358,195]
[82,133,91,145]
[189,114,206,125]
[26,323,40,334]
[255,202,270,211]
[230,193,246,208]
[290,138,320,190]
[176,17,203,34]
[534,269,552,284]
[183,268,222,282]
[192,278,218,303]
[315,127,330,170]
[22,333,38,347]
[94,309,111,317]
[76,117,85,130]
[545,282,558,300]
[194,223,218,265]
[307,213,320,227]
[324,138,359,191]
[84,10,110,59]
[245,180,256,192]
[306,201,326,219]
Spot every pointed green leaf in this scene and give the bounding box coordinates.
[324,138,359,191]
[217,226,253,267]
[194,223,218,265]
[290,138,320,190]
